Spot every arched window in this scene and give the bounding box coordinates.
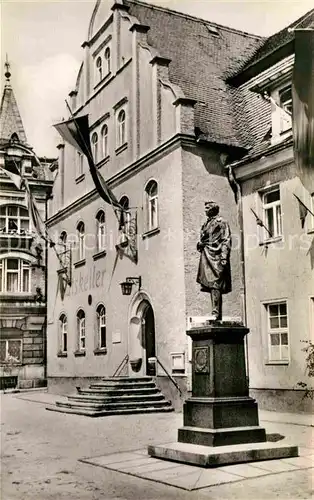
[96,304,106,349]
[76,152,84,177]
[96,210,106,252]
[95,56,102,82]
[91,132,98,164]
[119,196,131,235]
[0,205,30,234]
[59,314,67,353]
[145,180,159,231]
[104,46,111,75]
[101,124,109,158]
[117,109,126,147]
[59,231,67,247]
[0,258,30,293]
[76,221,85,261]
[77,309,86,350]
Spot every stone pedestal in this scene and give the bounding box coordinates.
[178,324,266,446]
[148,323,298,467]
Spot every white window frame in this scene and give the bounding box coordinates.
[279,85,292,133]
[96,210,106,252]
[77,222,85,261]
[117,109,126,148]
[91,132,99,164]
[101,124,109,158]
[77,310,86,351]
[0,205,30,234]
[145,180,159,231]
[59,314,68,353]
[0,339,22,364]
[0,258,31,294]
[262,186,282,240]
[265,301,289,363]
[97,304,106,349]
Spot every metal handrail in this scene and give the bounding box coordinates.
[153,356,182,396]
[112,354,129,377]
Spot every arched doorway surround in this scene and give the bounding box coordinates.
[128,291,156,376]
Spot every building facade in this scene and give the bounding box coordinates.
[47,0,313,411]
[0,64,54,389]
[229,14,314,412]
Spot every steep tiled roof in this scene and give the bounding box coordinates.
[0,82,27,143]
[230,9,314,84]
[125,0,264,150]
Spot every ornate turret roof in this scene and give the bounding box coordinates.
[0,59,27,144]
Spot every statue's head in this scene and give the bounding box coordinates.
[205,201,219,217]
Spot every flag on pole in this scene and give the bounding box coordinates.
[293,193,314,228]
[54,115,122,209]
[0,162,24,190]
[292,29,314,171]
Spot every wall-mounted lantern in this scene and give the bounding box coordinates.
[120,276,142,296]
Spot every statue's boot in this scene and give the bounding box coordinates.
[211,289,222,321]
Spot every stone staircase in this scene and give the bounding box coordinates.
[46,376,174,417]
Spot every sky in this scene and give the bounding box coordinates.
[1,0,313,157]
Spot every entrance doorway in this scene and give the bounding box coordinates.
[142,302,156,376]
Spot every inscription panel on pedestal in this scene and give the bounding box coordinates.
[194,346,209,374]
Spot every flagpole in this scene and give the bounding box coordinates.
[64,100,121,222]
[293,193,314,218]
[250,208,273,238]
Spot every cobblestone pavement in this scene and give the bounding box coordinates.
[1,392,313,500]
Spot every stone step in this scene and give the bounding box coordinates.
[47,405,174,417]
[78,387,160,396]
[56,399,172,411]
[100,376,153,383]
[67,393,165,404]
[47,377,174,417]
[89,381,156,389]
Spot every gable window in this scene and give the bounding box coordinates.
[96,304,106,349]
[145,180,159,231]
[117,109,126,148]
[76,152,84,178]
[0,339,22,364]
[279,85,292,133]
[101,124,109,158]
[77,309,86,350]
[104,47,111,75]
[96,210,106,251]
[59,231,67,247]
[0,258,30,293]
[59,314,68,353]
[76,222,85,261]
[266,302,289,362]
[92,132,98,164]
[95,56,102,83]
[0,205,30,234]
[262,187,282,239]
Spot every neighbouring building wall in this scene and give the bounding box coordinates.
[47,146,188,395]
[240,156,314,412]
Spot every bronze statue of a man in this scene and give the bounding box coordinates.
[197,201,232,321]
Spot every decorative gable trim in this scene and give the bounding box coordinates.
[244,55,294,93]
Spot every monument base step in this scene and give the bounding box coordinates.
[148,441,298,468]
[178,424,266,447]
